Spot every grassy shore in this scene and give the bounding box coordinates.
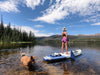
[11,42,33,44]
[0,41,36,50]
[0,41,35,44]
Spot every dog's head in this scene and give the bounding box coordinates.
[28,56,35,66]
[28,56,35,70]
[31,56,35,63]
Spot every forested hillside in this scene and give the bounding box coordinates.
[0,18,35,43]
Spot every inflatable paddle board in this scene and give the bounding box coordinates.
[43,49,82,61]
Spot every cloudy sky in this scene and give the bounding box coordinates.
[0,0,100,37]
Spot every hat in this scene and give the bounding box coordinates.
[21,53,25,57]
[63,27,67,31]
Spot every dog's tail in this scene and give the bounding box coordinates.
[21,53,25,57]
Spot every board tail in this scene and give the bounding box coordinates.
[71,50,75,60]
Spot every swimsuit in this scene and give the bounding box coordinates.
[62,33,67,42]
[62,37,67,42]
[63,34,66,36]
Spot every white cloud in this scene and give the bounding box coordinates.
[41,0,45,5]
[49,0,53,5]
[81,19,90,23]
[34,0,100,23]
[25,0,45,10]
[34,0,69,23]
[35,33,54,37]
[56,27,62,30]
[0,0,20,12]
[3,24,53,37]
[34,9,68,23]
[13,25,53,37]
[49,33,54,35]
[0,0,45,12]
[81,14,100,23]
[91,22,100,25]
[34,25,44,28]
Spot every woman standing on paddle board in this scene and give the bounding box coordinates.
[61,27,68,54]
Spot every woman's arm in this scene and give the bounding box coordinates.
[66,32,69,41]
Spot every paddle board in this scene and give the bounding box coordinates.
[43,49,82,61]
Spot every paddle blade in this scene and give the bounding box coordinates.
[71,50,75,60]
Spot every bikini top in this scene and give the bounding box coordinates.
[63,34,66,36]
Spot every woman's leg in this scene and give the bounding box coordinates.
[65,42,68,54]
[61,42,64,53]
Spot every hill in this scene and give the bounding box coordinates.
[36,34,100,44]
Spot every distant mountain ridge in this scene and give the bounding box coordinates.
[36,33,100,42]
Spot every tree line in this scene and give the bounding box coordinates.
[0,20,36,43]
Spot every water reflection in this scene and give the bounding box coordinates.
[0,43,100,75]
[0,43,35,50]
[62,61,69,75]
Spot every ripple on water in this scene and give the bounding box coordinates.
[0,45,100,75]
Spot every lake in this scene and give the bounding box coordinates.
[0,43,100,75]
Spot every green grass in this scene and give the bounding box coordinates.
[0,41,33,44]
[11,42,32,44]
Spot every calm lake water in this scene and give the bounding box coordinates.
[0,43,100,75]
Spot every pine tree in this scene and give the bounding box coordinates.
[0,15,4,41]
[0,15,36,43]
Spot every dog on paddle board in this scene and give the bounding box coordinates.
[21,53,35,70]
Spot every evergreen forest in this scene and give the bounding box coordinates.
[0,17,35,43]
